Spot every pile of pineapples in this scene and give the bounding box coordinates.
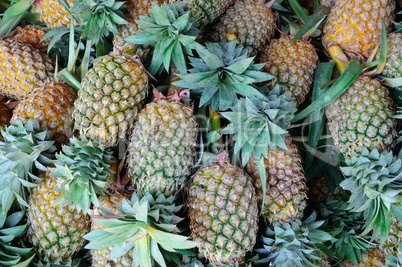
[2,0,402,266]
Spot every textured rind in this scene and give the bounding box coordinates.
[320,0,337,7]
[0,39,54,100]
[91,194,136,267]
[73,55,148,147]
[211,0,276,56]
[112,0,166,62]
[169,0,235,26]
[245,137,307,224]
[11,81,77,144]
[40,0,75,27]
[342,248,386,266]
[10,25,49,53]
[187,162,259,265]
[128,98,198,194]
[260,35,319,106]
[28,175,89,262]
[325,76,396,156]
[381,32,402,91]
[322,0,395,62]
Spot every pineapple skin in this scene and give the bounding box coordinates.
[28,174,89,262]
[169,0,235,26]
[40,0,75,28]
[245,137,307,224]
[128,98,198,195]
[0,39,54,100]
[11,81,77,144]
[0,104,10,141]
[382,216,402,256]
[187,161,259,265]
[381,32,402,91]
[9,25,49,53]
[322,0,395,62]
[91,194,136,267]
[73,55,148,147]
[325,76,396,156]
[259,35,319,107]
[211,0,276,56]
[342,248,386,267]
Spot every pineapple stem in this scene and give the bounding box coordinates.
[328,44,349,74]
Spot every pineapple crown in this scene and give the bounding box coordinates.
[257,213,333,267]
[340,149,402,243]
[175,39,274,111]
[71,0,127,45]
[48,135,113,215]
[85,191,197,267]
[319,197,373,264]
[126,3,199,75]
[0,119,55,218]
[0,211,33,266]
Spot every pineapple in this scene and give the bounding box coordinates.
[381,216,402,256]
[0,39,54,100]
[325,75,396,156]
[341,248,386,267]
[322,0,395,62]
[27,172,89,265]
[73,54,149,147]
[320,0,337,7]
[259,35,319,106]
[308,175,336,203]
[40,0,75,28]
[11,81,77,144]
[8,25,49,53]
[90,194,135,267]
[380,32,402,92]
[211,0,276,56]
[245,136,307,224]
[127,90,198,195]
[187,153,259,265]
[169,0,235,26]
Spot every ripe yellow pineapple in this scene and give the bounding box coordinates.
[28,173,89,265]
[325,75,396,156]
[187,154,259,265]
[245,137,307,223]
[39,0,75,28]
[260,35,319,106]
[322,0,395,62]
[211,0,276,56]
[11,81,77,144]
[73,54,149,147]
[9,25,49,53]
[0,39,54,100]
[91,194,135,266]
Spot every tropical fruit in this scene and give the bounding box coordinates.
[8,25,49,53]
[128,90,198,195]
[187,154,259,265]
[27,173,89,265]
[245,137,307,223]
[325,76,396,156]
[211,0,276,56]
[73,54,148,147]
[322,0,395,61]
[0,39,54,100]
[40,0,75,28]
[259,35,319,106]
[11,81,77,143]
[380,32,402,92]
[90,194,135,267]
[0,103,10,140]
